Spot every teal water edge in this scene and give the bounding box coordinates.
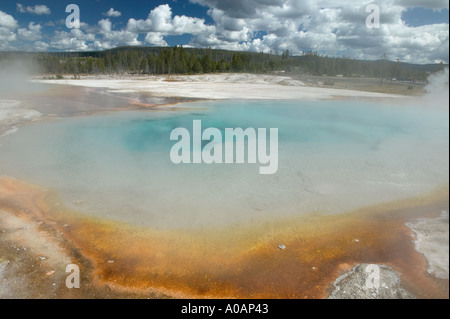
[0,100,448,229]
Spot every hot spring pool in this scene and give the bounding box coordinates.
[0,99,448,228]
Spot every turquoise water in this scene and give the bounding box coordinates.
[0,100,448,228]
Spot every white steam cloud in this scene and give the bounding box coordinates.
[424,68,449,110]
[0,59,41,95]
[0,60,43,133]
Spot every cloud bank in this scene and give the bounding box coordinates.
[0,1,448,64]
[16,3,51,15]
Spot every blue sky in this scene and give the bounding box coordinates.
[0,0,448,64]
[402,7,448,27]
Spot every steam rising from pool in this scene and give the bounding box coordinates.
[0,98,448,229]
[0,59,43,95]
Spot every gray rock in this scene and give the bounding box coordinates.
[328,263,415,299]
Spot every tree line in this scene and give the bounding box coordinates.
[0,46,446,80]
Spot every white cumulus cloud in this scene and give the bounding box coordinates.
[98,18,140,47]
[16,3,51,15]
[105,8,121,18]
[17,22,42,41]
[189,0,449,63]
[0,10,19,50]
[33,40,49,51]
[49,28,95,51]
[126,4,214,46]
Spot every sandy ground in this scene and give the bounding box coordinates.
[0,176,169,299]
[34,73,404,100]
